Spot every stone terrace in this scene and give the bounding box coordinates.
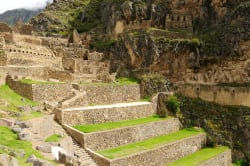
[55,81,232,166]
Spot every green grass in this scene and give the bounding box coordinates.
[0,126,45,165]
[140,96,151,102]
[0,85,43,120]
[73,115,167,133]
[0,84,37,112]
[20,79,64,85]
[19,112,44,121]
[167,146,229,166]
[45,134,63,142]
[98,128,204,159]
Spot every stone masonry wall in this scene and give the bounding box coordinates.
[199,149,232,166]
[86,133,206,166]
[0,51,7,66]
[6,75,33,100]
[32,84,73,102]
[63,124,85,147]
[0,66,48,81]
[76,84,140,105]
[6,53,63,70]
[178,84,250,107]
[57,102,154,125]
[64,118,180,151]
[6,76,73,102]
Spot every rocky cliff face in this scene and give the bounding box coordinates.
[30,0,250,163]
[31,0,250,84]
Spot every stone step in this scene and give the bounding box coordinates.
[70,139,98,166]
[167,146,232,166]
[56,101,154,125]
[69,117,181,151]
[91,129,206,166]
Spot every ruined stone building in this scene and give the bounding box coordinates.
[0,22,112,83]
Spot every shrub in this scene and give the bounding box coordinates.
[166,96,180,114]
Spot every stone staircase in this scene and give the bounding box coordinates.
[72,140,97,166]
[23,114,97,166]
[55,83,232,166]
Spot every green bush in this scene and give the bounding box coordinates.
[166,96,180,114]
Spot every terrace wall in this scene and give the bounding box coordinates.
[76,84,140,105]
[57,102,154,126]
[178,84,250,106]
[199,149,232,166]
[63,118,180,151]
[86,133,206,166]
[6,76,73,102]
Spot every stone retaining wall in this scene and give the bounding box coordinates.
[0,66,48,81]
[56,102,154,125]
[32,84,73,102]
[178,84,250,107]
[6,53,63,70]
[6,76,73,102]
[199,149,231,166]
[6,75,33,100]
[63,118,180,151]
[86,133,206,166]
[63,124,85,147]
[76,84,140,105]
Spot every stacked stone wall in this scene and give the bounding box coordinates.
[199,150,232,166]
[6,75,33,100]
[77,84,140,105]
[0,51,7,66]
[57,102,154,125]
[47,70,73,82]
[6,53,63,70]
[32,84,73,102]
[178,84,250,106]
[86,133,206,166]
[6,76,73,102]
[63,118,180,151]
[0,66,48,81]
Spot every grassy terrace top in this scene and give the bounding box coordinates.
[0,85,43,121]
[0,126,45,165]
[20,79,65,85]
[98,128,204,159]
[80,77,139,86]
[167,146,229,166]
[73,115,168,133]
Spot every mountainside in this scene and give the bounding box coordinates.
[0,9,42,25]
[31,0,250,83]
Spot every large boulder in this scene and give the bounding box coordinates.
[26,155,53,166]
[0,154,18,166]
[36,143,52,153]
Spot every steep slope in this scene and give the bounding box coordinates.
[0,9,42,25]
[31,0,250,75]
